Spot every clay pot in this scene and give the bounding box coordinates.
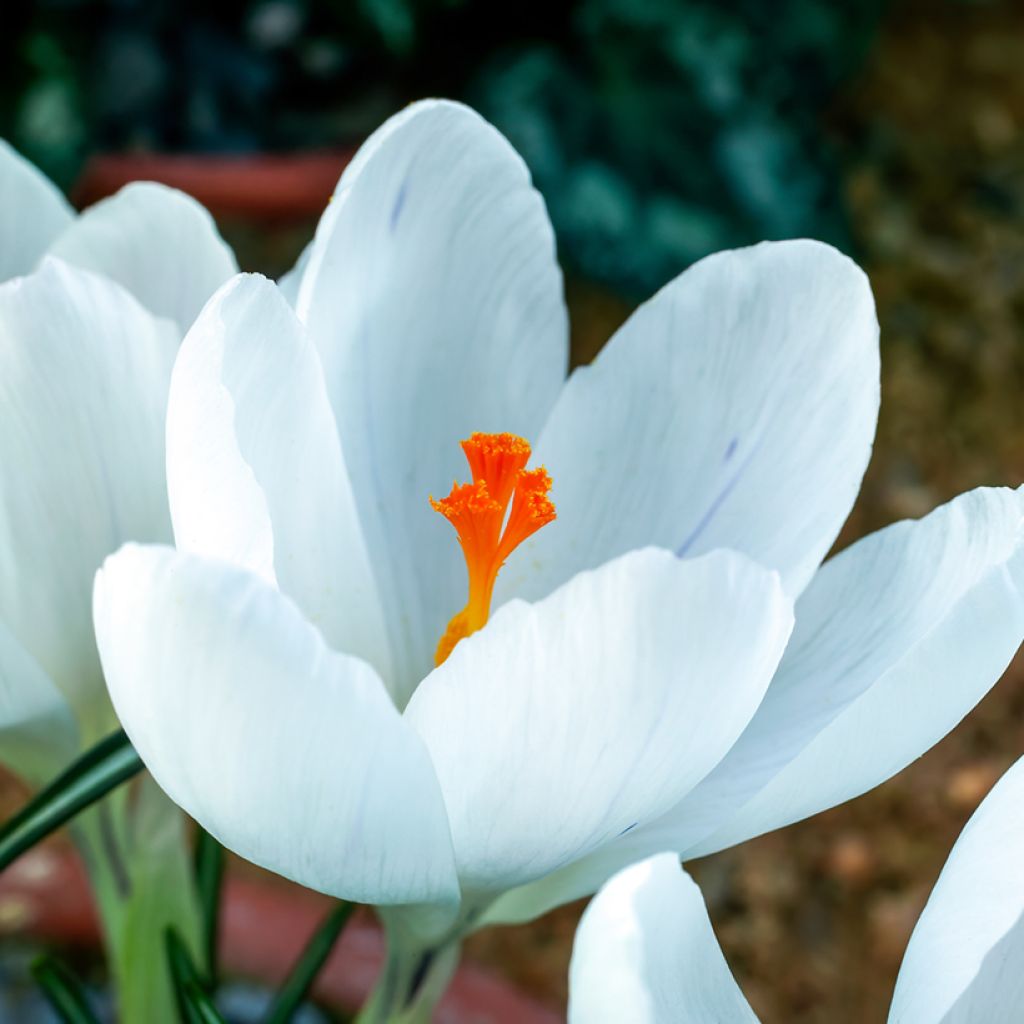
[73,152,354,221]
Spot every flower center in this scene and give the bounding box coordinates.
[430,432,556,665]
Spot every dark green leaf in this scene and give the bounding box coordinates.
[264,902,354,1024]
[0,730,143,872]
[31,955,101,1024]
[181,981,227,1024]
[166,927,225,1024]
[194,827,225,982]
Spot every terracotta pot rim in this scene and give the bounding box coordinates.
[73,150,355,220]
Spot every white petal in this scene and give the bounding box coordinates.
[405,548,792,896]
[888,755,1024,1023]
[167,274,391,681]
[569,854,759,1024]
[498,239,879,608]
[296,100,568,700]
[49,182,237,332]
[679,485,1024,858]
[0,260,177,739]
[0,140,73,281]
[93,544,459,911]
[486,485,1024,925]
[0,619,78,788]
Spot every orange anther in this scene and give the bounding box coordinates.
[431,433,556,665]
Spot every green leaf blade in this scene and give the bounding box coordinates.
[166,927,226,1024]
[264,901,354,1024]
[31,955,102,1024]
[194,827,225,982]
[0,729,143,872]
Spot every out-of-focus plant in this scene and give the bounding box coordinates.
[472,0,885,293]
[0,0,883,295]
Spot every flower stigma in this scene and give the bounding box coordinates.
[430,432,556,665]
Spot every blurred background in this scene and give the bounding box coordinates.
[3,0,1024,1021]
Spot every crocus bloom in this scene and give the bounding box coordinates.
[0,140,237,1021]
[570,753,1024,1022]
[93,100,1024,1011]
[0,140,237,780]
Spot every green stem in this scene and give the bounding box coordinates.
[353,929,460,1024]
[74,777,202,1024]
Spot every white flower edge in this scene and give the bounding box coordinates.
[93,541,462,916]
[569,753,1024,1023]
[0,259,179,750]
[888,753,1024,1022]
[485,484,1024,926]
[293,98,569,694]
[49,181,238,333]
[0,139,73,281]
[405,547,793,897]
[568,853,757,1024]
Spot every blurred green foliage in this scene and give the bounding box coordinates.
[1,0,884,295]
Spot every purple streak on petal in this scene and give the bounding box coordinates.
[389,179,408,233]
[677,434,763,557]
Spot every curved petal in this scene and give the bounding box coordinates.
[167,273,391,682]
[0,259,177,739]
[498,239,879,608]
[0,140,73,281]
[486,485,1024,925]
[296,100,568,699]
[888,755,1024,1022]
[0,618,79,788]
[93,544,459,911]
[405,548,792,896]
[49,182,237,332]
[569,854,759,1024]
[680,485,1024,858]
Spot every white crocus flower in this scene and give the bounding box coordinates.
[0,140,238,780]
[0,140,237,1021]
[92,99,1024,1016]
[571,753,1024,1023]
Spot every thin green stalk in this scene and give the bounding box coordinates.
[194,827,225,981]
[0,729,141,871]
[353,939,459,1024]
[166,927,226,1024]
[31,956,102,1024]
[77,776,203,1024]
[264,901,354,1024]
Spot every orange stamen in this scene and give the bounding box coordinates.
[430,433,556,665]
